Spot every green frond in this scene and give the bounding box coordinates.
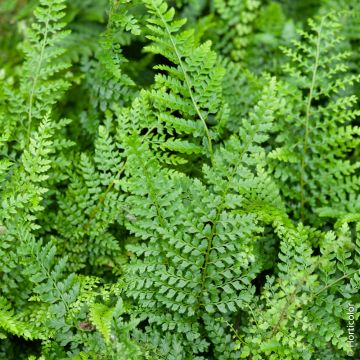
[137,0,227,165]
[0,296,45,340]
[1,2,360,359]
[21,0,71,135]
[89,303,115,344]
[270,13,360,224]
[213,0,261,62]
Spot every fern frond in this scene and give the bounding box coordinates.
[270,13,360,224]
[52,125,124,272]
[121,130,275,355]
[237,219,359,359]
[20,0,71,136]
[89,303,115,344]
[0,296,46,340]
[137,0,227,165]
[213,0,261,62]
[0,116,55,229]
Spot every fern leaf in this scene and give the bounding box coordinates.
[89,303,115,344]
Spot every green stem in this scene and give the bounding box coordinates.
[300,16,326,222]
[314,269,358,297]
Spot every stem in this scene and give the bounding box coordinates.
[300,17,326,222]
[225,319,246,346]
[314,270,358,297]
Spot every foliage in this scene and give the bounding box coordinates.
[0,0,359,359]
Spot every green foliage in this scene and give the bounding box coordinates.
[141,0,227,165]
[269,13,360,224]
[0,296,45,340]
[0,0,359,359]
[21,0,71,136]
[89,302,115,344]
[212,0,261,62]
[238,221,359,359]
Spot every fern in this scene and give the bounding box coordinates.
[21,0,71,137]
[1,1,360,359]
[49,124,125,272]
[236,220,359,359]
[0,117,58,308]
[0,296,45,340]
[137,0,227,165]
[120,79,281,357]
[213,0,261,62]
[270,13,360,224]
[89,303,115,344]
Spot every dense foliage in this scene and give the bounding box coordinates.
[0,0,359,359]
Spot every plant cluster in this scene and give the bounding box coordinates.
[0,0,359,359]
